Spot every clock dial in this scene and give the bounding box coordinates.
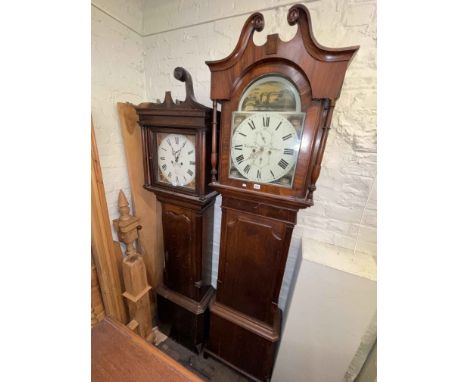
[229,112,303,186]
[157,133,196,188]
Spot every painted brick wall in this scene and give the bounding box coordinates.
[91,2,146,231]
[91,0,376,308]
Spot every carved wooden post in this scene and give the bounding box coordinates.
[114,190,155,343]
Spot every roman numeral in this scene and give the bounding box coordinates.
[278,159,289,169]
[190,161,195,165]
[257,169,261,179]
[282,133,292,141]
[188,150,194,155]
[187,169,193,176]
[160,147,167,151]
[168,172,172,178]
[248,121,256,130]
[244,164,251,174]
[160,157,165,160]
[234,144,243,150]
[162,164,167,170]
[275,122,282,131]
[175,136,179,144]
[239,132,247,137]
[236,154,244,164]
[283,148,294,155]
[270,170,275,178]
[263,116,270,127]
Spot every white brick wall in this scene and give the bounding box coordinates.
[91,3,147,235]
[91,0,376,307]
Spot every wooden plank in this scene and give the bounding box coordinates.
[91,122,128,324]
[113,241,125,295]
[117,102,163,292]
[92,318,203,382]
[91,256,105,327]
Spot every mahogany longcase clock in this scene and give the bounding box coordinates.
[204,5,359,381]
[136,67,218,353]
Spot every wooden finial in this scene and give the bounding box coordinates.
[113,190,139,257]
[174,67,195,103]
[118,190,131,221]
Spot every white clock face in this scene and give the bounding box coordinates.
[230,112,302,186]
[157,133,196,188]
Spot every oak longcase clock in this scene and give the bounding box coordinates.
[204,5,359,381]
[136,67,218,353]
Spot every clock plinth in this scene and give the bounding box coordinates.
[137,67,219,353]
[205,5,359,380]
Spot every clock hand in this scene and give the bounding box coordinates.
[175,141,187,162]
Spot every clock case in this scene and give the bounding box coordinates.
[204,5,359,381]
[136,67,219,353]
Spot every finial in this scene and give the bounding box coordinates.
[287,6,300,25]
[174,67,196,103]
[118,190,131,222]
[252,13,264,32]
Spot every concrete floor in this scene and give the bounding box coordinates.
[156,338,249,382]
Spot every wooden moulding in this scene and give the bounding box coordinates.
[210,298,280,342]
[91,122,128,324]
[157,284,215,315]
[117,103,163,295]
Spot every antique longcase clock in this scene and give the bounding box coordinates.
[136,67,218,353]
[205,5,359,381]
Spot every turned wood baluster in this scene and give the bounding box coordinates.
[114,190,155,343]
[211,100,218,182]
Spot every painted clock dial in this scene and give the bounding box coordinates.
[157,133,196,188]
[230,113,300,184]
[228,75,305,188]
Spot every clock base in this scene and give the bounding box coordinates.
[206,298,281,381]
[156,284,215,354]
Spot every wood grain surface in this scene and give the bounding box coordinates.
[118,102,163,295]
[92,317,203,382]
[92,122,127,324]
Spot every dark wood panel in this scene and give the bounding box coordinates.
[207,313,277,382]
[162,204,195,299]
[217,209,288,325]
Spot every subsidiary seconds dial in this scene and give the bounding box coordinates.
[158,134,196,187]
[230,113,299,184]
